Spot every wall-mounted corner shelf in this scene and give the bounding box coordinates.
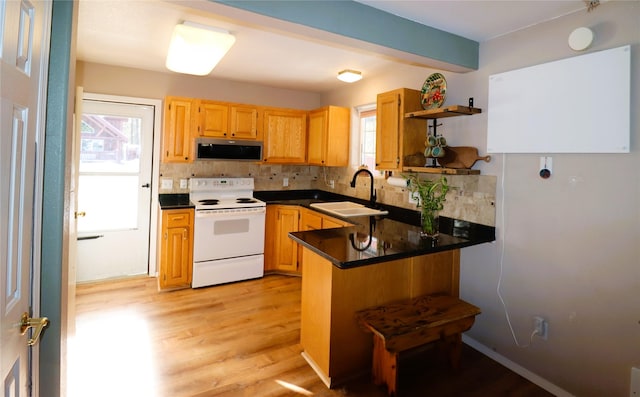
[405,105,482,119]
[402,166,480,175]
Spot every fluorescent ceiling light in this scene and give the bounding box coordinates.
[166,22,235,76]
[337,69,362,83]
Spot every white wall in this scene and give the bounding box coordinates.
[76,61,322,110]
[324,2,639,396]
[463,3,639,396]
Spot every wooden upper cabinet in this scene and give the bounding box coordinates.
[308,106,350,167]
[199,101,229,138]
[230,105,259,139]
[263,109,307,164]
[375,88,424,171]
[198,101,259,140]
[163,96,195,163]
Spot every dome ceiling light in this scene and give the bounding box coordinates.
[166,21,236,76]
[337,69,362,83]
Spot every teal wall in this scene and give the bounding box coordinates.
[41,0,74,395]
[215,0,479,70]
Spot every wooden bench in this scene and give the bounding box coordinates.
[355,294,481,396]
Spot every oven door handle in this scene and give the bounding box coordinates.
[195,208,266,218]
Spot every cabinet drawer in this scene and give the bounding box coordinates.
[166,211,192,227]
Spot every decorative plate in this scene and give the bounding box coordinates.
[421,73,447,109]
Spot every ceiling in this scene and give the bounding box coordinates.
[76,0,592,92]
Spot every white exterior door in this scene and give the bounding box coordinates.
[1,0,51,396]
[75,99,155,281]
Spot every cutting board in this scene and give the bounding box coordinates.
[437,146,491,169]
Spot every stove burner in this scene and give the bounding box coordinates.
[199,199,219,205]
[236,198,257,203]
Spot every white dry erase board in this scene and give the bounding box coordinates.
[487,45,630,153]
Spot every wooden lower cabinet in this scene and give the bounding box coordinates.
[300,248,461,387]
[265,205,300,273]
[265,205,352,274]
[158,209,194,290]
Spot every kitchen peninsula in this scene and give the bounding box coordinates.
[257,190,495,387]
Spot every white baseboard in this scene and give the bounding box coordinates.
[462,335,574,397]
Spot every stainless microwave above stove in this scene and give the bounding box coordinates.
[196,138,263,161]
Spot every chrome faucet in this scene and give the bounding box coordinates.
[350,168,377,207]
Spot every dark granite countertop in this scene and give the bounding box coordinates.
[254,189,420,225]
[255,189,495,269]
[159,194,194,210]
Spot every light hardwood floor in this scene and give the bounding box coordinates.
[68,275,554,397]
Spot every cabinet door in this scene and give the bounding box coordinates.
[264,205,278,272]
[230,106,258,139]
[163,97,194,163]
[274,207,300,272]
[199,101,229,138]
[324,106,350,166]
[300,208,323,231]
[307,109,326,165]
[263,109,307,164]
[308,106,350,166]
[375,91,401,171]
[159,209,193,290]
[322,215,352,229]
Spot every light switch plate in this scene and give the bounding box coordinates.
[161,178,173,190]
[408,192,418,205]
[179,179,188,189]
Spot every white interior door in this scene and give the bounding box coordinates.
[1,0,51,396]
[76,100,154,282]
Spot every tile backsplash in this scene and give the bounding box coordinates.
[160,161,496,226]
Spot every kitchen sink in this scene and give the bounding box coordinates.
[310,201,388,218]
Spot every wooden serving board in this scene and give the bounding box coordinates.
[437,146,491,169]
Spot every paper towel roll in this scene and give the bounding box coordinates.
[387,176,409,188]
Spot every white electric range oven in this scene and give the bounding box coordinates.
[189,177,265,288]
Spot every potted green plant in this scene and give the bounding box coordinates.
[404,174,449,238]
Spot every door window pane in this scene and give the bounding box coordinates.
[80,114,142,173]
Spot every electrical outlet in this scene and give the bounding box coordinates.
[283,177,289,187]
[179,179,188,189]
[631,367,640,397]
[408,192,418,205]
[329,180,335,189]
[533,316,548,340]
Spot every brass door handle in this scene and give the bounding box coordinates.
[75,211,86,218]
[20,312,49,346]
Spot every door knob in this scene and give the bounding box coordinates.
[20,312,49,346]
[75,211,86,218]
[141,183,150,188]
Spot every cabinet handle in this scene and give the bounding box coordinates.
[164,233,167,239]
[185,156,189,160]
